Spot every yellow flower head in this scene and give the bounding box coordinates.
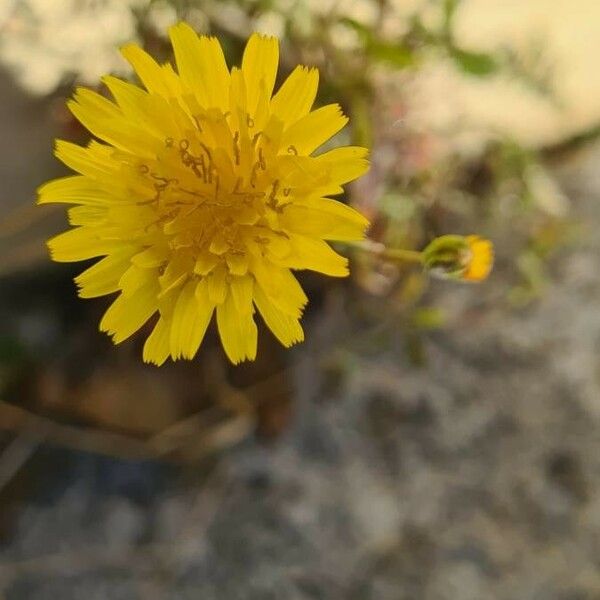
[422,234,493,282]
[38,23,370,365]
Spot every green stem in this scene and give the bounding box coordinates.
[344,239,424,264]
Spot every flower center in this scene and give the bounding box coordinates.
[133,111,294,280]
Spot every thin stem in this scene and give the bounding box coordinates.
[344,239,424,264]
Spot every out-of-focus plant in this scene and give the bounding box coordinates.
[0,0,177,95]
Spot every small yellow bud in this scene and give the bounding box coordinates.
[423,235,493,282]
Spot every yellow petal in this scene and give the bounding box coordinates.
[207,264,228,304]
[194,252,220,276]
[37,176,111,206]
[314,146,370,185]
[251,260,307,317]
[120,43,172,97]
[226,252,249,276]
[104,73,191,138]
[102,76,164,137]
[268,233,292,260]
[463,236,494,282]
[280,104,348,155]
[216,286,257,364]
[254,284,304,347]
[271,65,318,127]
[67,205,106,226]
[209,232,230,255]
[68,88,153,157]
[143,316,171,366]
[276,155,330,190]
[280,198,369,241]
[100,283,158,344]
[132,246,168,268]
[48,227,119,262]
[158,253,193,295]
[159,64,184,98]
[54,140,116,181]
[169,22,230,110]
[75,250,135,298]
[241,33,279,114]
[229,66,247,115]
[170,279,215,359]
[230,275,254,314]
[283,235,349,276]
[119,264,156,298]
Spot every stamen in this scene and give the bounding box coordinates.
[268,180,280,208]
[233,131,240,166]
[150,174,175,186]
[163,200,194,207]
[198,155,207,182]
[198,143,213,162]
[287,145,298,155]
[250,163,259,188]
[276,201,292,212]
[143,218,160,232]
[178,188,210,200]
[192,115,203,131]
[136,196,159,206]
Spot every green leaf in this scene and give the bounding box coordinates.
[368,40,415,68]
[443,0,460,29]
[450,47,498,77]
[411,307,446,330]
[339,17,372,42]
[340,17,415,70]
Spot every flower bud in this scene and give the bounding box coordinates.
[423,235,493,282]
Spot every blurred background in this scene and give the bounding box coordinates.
[1,0,600,597]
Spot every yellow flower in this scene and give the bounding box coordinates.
[38,23,369,365]
[422,234,493,282]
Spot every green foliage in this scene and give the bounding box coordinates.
[410,307,446,330]
[448,47,498,77]
[340,18,416,69]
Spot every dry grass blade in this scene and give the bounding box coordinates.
[0,432,43,494]
[0,393,256,463]
[0,400,157,460]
